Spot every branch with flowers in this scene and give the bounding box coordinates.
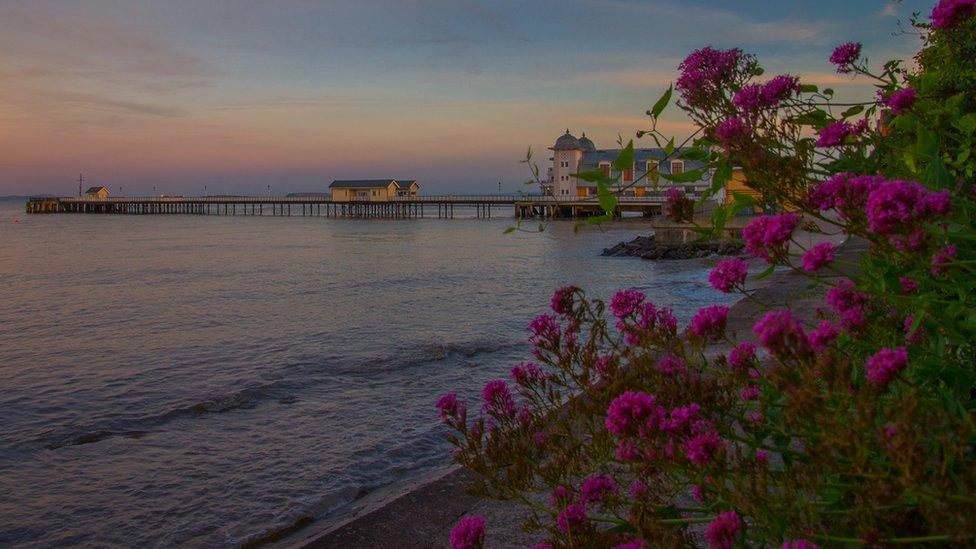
[440,2,976,547]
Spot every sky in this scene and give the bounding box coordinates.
[0,0,936,196]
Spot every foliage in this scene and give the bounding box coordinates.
[442,4,976,547]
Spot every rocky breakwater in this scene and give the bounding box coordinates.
[601,234,743,260]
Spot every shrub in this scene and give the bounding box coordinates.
[440,3,976,546]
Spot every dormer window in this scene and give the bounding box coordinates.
[623,167,633,182]
[670,160,684,175]
[600,163,610,178]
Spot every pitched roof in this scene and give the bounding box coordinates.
[395,180,419,188]
[85,186,108,193]
[577,148,708,177]
[329,179,396,189]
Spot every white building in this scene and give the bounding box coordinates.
[545,130,710,197]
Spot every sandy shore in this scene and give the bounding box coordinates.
[284,231,861,549]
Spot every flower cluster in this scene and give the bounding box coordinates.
[733,75,800,114]
[882,87,917,115]
[665,187,695,223]
[801,242,836,271]
[865,346,908,387]
[450,515,486,549]
[829,42,861,72]
[676,47,747,108]
[930,0,976,29]
[689,305,730,341]
[708,258,749,293]
[741,213,800,261]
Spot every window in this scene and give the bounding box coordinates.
[670,160,684,175]
[646,161,659,178]
[600,163,610,178]
[623,168,633,182]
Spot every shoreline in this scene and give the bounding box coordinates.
[281,230,858,549]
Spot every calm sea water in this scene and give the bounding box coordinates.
[0,198,734,547]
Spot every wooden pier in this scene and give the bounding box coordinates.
[25,193,693,219]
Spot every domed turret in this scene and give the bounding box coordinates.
[578,132,596,152]
[553,129,581,151]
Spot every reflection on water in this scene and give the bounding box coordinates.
[0,200,735,546]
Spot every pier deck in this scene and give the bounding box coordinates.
[25,193,694,219]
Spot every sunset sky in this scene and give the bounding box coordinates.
[1,0,933,195]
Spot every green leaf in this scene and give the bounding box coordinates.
[729,191,757,215]
[754,263,776,280]
[664,137,675,156]
[903,151,918,174]
[503,226,516,234]
[650,84,672,118]
[573,169,606,183]
[841,105,864,118]
[799,83,819,93]
[701,162,732,202]
[954,113,976,134]
[915,125,939,160]
[679,146,710,161]
[922,157,952,186]
[662,168,706,183]
[596,180,618,215]
[587,213,613,225]
[612,141,635,172]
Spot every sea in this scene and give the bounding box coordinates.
[0,197,736,547]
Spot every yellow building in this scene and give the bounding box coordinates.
[85,186,110,199]
[724,168,761,206]
[329,179,420,201]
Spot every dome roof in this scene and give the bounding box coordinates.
[553,129,581,150]
[578,132,596,152]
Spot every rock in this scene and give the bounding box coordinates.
[603,234,743,261]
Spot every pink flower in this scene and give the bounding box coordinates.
[450,515,486,549]
[728,342,757,371]
[605,391,663,437]
[809,321,839,352]
[808,173,885,220]
[753,310,811,358]
[691,484,705,503]
[742,213,800,261]
[756,449,770,463]
[783,540,820,549]
[899,277,919,294]
[746,410,764,423]
[826,279,870,330]
[866,180,951,235]
[739,385,760,401]
[549,485,573,507]
[709,258,749,292]
[931,244,957,276]
[733,83,765,113]
[815,121,852,147]
[628,479,649,499]
[686,430,722,465]
[829,42,862,72]
[705,511,741,549]
[715,116,750,144]
[550,285,578,315]
[884,87,917,114]
[481,380,516,416]
[610,289,646,318]
[677,47,746,108]
[556,502,587,533]
[510,362,545,386]
[801,242,836,271]
[865,346,908,387]
[930,0,976,29]
[436,393,467,425]
[580,474,618,504]
[689,305,730,341]
[761,75,801,105]
[656,354,686,376]
[662,403,701,432]
[529,314,560,342]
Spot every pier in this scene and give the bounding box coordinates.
[25,192,697,219]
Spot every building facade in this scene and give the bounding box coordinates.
[545,130,710,197]
[329,179,420,202]
[84,186,109,199]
